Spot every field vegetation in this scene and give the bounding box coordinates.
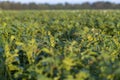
[0,10,120,80]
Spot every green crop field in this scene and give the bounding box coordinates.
[0,10,120,80]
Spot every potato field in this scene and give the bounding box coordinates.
[0,10,120,80]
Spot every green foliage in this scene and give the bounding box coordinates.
[0,10,120,80]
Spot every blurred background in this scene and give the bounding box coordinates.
[0,0,120,10]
